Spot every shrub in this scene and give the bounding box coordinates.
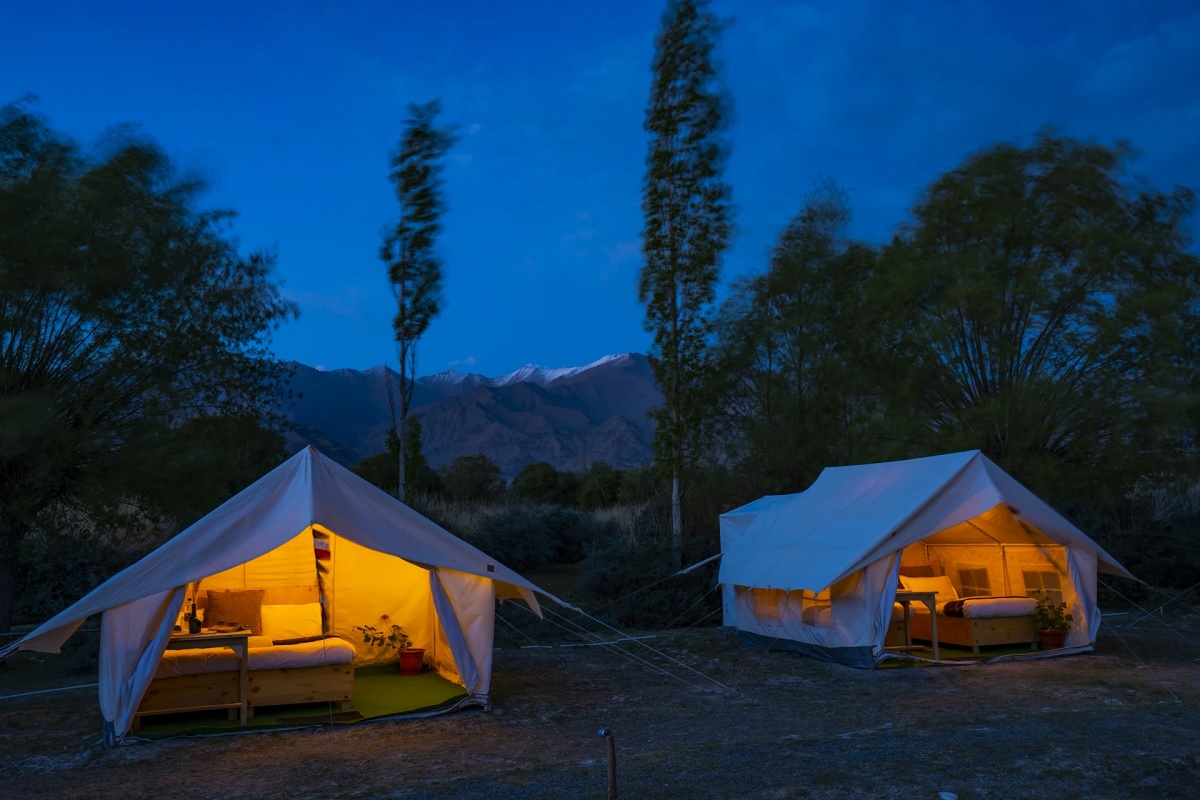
[577,536,719,630]
[16,531,137,623]
[1063,494,1200,604]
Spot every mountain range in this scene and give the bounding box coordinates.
[280,353,663,477]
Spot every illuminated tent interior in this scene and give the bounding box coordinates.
[718,451,1133,668]
[0,447,551,743]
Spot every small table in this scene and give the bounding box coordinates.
[894,590,939,662]
[164,630,250,725]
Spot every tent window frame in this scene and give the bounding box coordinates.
[750,588,784,620]
[1022,569,1064,604]
[956,565,992,598]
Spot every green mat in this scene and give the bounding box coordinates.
[131,666,470,739]
[877,642,1043,669]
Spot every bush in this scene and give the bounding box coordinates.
[16,531,137,623]
[1063,495,1200,605]
[469,506,556,572]
[577,535,719,630]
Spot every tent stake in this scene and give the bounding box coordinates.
[599,728,617,799]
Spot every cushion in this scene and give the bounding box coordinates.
[899,563,936,578]
[899,574,959,604]
[271,634,334,646]
[261,602,324,642]
[202,589,265,635]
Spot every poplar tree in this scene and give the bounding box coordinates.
[640,0,732,567]
[380,101,456,502]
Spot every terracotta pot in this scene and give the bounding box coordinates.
[1038,629,1067,650]
[398,648,425,675]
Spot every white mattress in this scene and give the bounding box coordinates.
[909,596,1037,618]
[154,637,357,679]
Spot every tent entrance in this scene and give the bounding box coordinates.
[128,666,471,740]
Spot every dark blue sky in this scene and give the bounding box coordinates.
[3,1,1198,376]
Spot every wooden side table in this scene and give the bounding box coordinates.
[162,630,250,725]
[894,590,940,661]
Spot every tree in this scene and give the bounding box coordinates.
[0,102,296,631]
[876,132,1200,500]
[640,0,732,567]
[402,416,442,496]
[440,454,505,503]
[709,186,886,492]
[578,462,624,510]
[380,100,456,503]
[354,417,440,498]
[511,462,579,506]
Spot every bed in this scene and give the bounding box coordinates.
[133,586,357,728]
[899,575,1039,654]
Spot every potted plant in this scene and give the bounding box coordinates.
[352,615,425,675]
[1032,590,1073,650]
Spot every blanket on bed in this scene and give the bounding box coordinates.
[940,596,1038,618]
[155,635,357,679]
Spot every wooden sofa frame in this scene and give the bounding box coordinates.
[907,612,1038,654]
[133,585,354,729]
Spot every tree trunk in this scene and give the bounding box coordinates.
[397,412,408,504]
[671,470,682,571]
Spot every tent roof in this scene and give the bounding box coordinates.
[9,447,551,655]
[719,450,1133,592]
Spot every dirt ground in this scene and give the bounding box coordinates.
[2,617,1198,800]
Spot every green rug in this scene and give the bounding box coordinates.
[131,666,470,739]
[877,642,1042,669]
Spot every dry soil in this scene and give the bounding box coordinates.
[2,618,1198,800]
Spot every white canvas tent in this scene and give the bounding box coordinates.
[719,450,1133,667]
[1,446,554,743]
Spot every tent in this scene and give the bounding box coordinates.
[1,446,553,743]
[718,450,1133,667]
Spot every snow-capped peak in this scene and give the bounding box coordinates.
[491,353,634,387]
[420,353,634,389]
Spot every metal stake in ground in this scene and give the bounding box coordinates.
[598,728,617,800]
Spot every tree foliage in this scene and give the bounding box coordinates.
[511,461,580,506]
[0,101,296,630]
[440,454,506,503]
[578,462,625,510]
[640,0,732,567]
[380,100,456,502]
[354,417,441,498]
[711,185,885,492]
[708,131,1200,511]
[875,132,1200,500]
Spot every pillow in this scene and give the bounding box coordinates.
[899,563,936,578]
[899,574,959,604]
[203,589,265,635]
[272,634,332,646]
[261,602,324,642]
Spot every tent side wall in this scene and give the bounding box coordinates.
[723,554,901,665]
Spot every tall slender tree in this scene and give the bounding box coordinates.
[640,0,732,568]
[380,101,456,502]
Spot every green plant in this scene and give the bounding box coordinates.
[352,615,412,650]
[1032,591,1073,631]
